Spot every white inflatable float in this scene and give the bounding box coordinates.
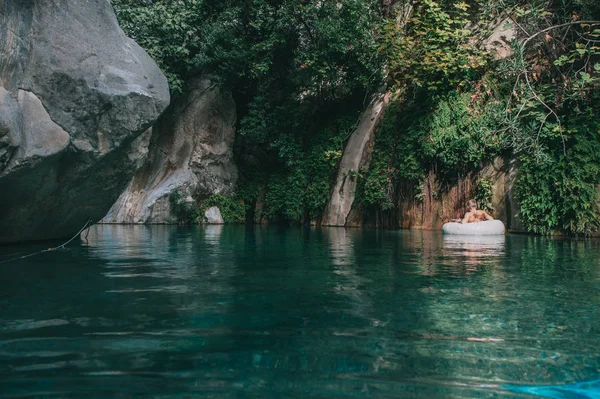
[442,220,505,235]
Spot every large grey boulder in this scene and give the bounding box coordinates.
[101,76,238,224]
[0,0,170,243]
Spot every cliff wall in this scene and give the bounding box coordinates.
[0,0,170,243]
[102,76,238,224]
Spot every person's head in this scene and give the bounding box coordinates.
[467,199,477,211]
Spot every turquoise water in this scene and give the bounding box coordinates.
[1,225,600,398]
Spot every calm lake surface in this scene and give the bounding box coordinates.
[1,225,600,398]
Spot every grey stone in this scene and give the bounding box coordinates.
[0,0,170,243]
[323,93,390,226]
[102,75,238,224]
[3,90,70,172]
[204,207,224,225]
[485,18,517,60]
[0,87,21,170]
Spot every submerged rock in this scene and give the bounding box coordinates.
[101,76,238,224]
[0,0,170,243]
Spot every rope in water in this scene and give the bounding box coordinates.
[0,218,93,265]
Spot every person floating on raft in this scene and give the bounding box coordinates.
[452,199,494,224]
[443,200,504,235]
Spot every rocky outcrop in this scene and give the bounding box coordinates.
[322,93,390,226]
[101,76,238,224]
[0,0,170,243]
[204,207,225,224]
[485,18,517,60]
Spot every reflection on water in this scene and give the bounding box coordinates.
[443,234,505,269]
[443,234,506,253]
[1,225,600,398]
[325,228,373,314]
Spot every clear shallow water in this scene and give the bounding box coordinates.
[1,225,599,398]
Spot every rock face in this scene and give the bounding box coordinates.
[323,93,390,226]
[338,150,524,232]
[485,18,517,60]
[0,0,170,243]
[204,207,225,224]
[381,159,525,232]
[101,76,238,224]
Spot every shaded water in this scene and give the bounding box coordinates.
[1,225,600,398]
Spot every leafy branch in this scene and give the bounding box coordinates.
[508,20,600,155]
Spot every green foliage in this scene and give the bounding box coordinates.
[380,0,490,91]
[358,90,505,209]
[494,5,600,235]
[356,98,401,209]
[110,0,213,93]
[169,191,200,224]
[202,195,246,224]
[418,92,505,177]
[514,108,600,235]
[473,178,494,213]
[574,0,600,19]
[275,0,384,101]
[261,112,359,222]
[111,0,383,97]
[263,174,304,222]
